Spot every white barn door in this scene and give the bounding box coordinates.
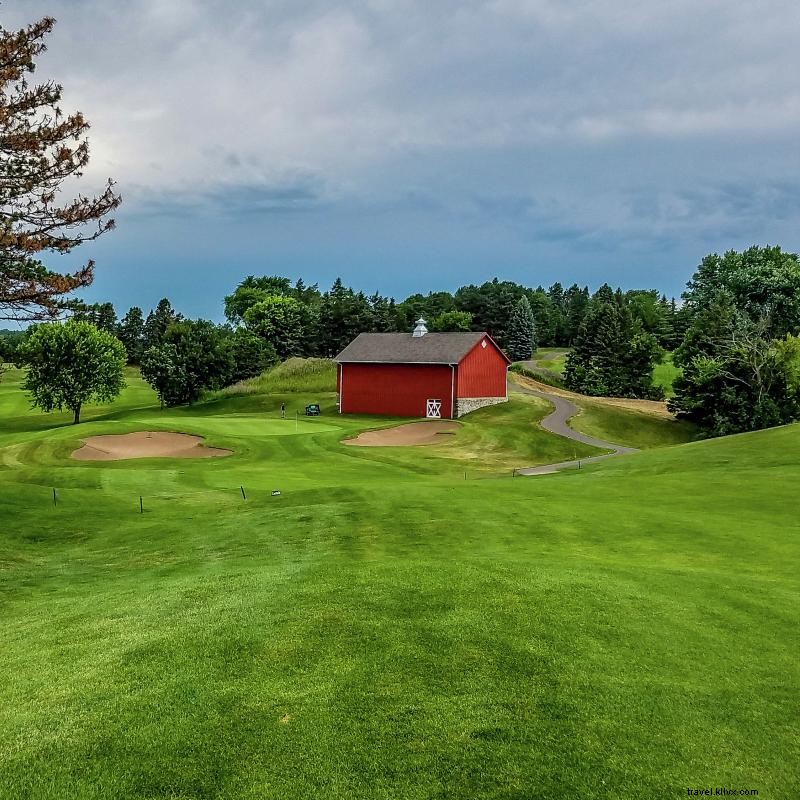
[426,399,442,419]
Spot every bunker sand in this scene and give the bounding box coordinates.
[345,420,460,447]
[72,431,232,461]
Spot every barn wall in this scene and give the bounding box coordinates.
[456,338,508,399]
[339,363,454,418]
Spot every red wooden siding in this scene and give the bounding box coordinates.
[340,363,455,418]
[456,337,508,398]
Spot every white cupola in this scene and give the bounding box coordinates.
[412,317,428,337]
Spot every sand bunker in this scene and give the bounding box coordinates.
[345,420,460,447]
[71,431,232,461]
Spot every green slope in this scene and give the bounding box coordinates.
[653,352,682,397]
[0,368,797,799]
[569,402,698,448]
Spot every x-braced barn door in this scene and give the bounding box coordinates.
[426,399,442,419]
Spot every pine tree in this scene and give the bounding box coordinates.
[71,301,117,333]
[546,282,567,344]
[0,18,120,321]
[565,284,590,343]
[143,298,181,350]
[318,278,371,356]
[118,306,145,364]
[564,297,662,398]
[506,296,537,361]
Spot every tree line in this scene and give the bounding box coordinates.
[220,274,685,358]
[7,246,800,436]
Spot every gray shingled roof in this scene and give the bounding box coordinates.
[335,332,505,364]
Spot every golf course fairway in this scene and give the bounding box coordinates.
[0,368,797,799]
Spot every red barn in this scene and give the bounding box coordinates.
[334,319,510,419]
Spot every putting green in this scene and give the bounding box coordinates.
[135,414,339,437]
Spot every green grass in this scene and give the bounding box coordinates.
[653,353,682,397]
[432,394,602,469]
[219,357,337,396]
[0,367,797,799]
[569,402,698,449]
[509,362,566,390]
[533,348,569,376]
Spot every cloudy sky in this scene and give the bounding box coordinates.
[5,1,800,319]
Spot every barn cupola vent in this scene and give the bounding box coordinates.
[412,318,428,337]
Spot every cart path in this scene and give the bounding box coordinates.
[516,350,566,382]
[510,379,639,475]
[518,349,567,372]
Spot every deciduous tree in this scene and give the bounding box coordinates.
[670,299,800,435]
[140,320,232,406]
[429,310,472,332]
[223,328,278,383]
[18,319,126,423]
[244,295,305,359]
[684,246,800,338]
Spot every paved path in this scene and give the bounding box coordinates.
[518,349,565,372]
[517,350,566,381]
[510,379,639,476]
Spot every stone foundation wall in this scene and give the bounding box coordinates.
[455,396,508,418]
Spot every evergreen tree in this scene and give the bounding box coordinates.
[317,279,375,356]
[626,289,670,345]
[546,282,568,345]
[71,301,117,333]
[564,284,590,344]
[369,292,397,332]
[528,290,555,346]
[143,298,181,350]
[592,283,616,304]
[485,280,523,347]
[506,296,537,361]
[117,307,145,364]
[0,17,120,321]
[564,297,662,398]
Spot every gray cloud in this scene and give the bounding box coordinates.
[9,2,800,186]
[3,1,799,311]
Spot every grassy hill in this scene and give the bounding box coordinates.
[568,402,697,448]
[0,367,797,799]
[220,357,337,396]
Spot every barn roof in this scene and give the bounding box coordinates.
[335,332,509,365]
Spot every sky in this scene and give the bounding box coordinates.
[5,0,800,321]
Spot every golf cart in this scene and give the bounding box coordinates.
[305,403,321,416]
